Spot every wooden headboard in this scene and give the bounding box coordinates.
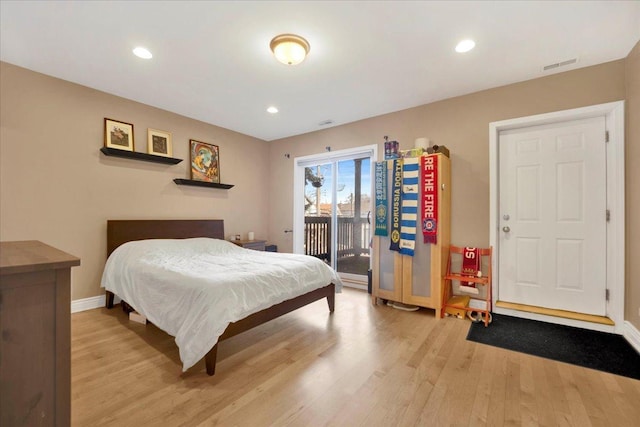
[107,220,225,256]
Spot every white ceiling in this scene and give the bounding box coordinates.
[1,1,639,142]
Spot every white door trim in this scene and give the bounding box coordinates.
[489,101,625,333]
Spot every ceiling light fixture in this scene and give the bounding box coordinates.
[133,46,153,59]
[270,34,310,65]
[455,39,475,53]
[267,106,279,114]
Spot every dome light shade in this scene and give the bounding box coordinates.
[455,39,475,53]
[270,34,310,65]
[133,46,153,59]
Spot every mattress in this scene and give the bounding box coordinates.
[101,237,343,371]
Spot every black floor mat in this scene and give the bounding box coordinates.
[467,313,640,380]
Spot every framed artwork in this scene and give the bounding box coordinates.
[104,118,134,151]
[147,128,172,157]
[190,139,220,183]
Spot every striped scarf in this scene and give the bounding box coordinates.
[399,157,419,256]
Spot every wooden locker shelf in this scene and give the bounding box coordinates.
[441,246,493,327]
[371,152,451,312]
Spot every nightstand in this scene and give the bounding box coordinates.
[232,239,266,251]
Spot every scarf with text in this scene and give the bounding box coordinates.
[421,154,438,244]
[459,247,481,294]
[399,157,419,256]
[389,159,403,252]
[374,161,388,236]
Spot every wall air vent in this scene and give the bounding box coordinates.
[543,58,578,71]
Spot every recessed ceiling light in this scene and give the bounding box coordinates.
[133,47,152,59]
[455,39,475,53]
[267,106,279,114]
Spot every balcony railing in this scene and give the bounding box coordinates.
[304,216,370,263]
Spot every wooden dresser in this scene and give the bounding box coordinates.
[0,241,80,427]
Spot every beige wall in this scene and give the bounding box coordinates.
[268,59,631,315]
[1,51,637,326]
[0,62,270,300]
[625,41,640,329]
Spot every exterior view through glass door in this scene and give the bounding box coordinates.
[295,146,376,287]
[303,162,334,266]
[335,158,370,282]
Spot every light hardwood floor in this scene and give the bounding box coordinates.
[71,288,640,426]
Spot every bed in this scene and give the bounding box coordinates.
[101,219,341,376]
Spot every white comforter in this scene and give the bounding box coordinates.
[101,238,343,371]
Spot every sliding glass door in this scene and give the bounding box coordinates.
[335,158,371,281]
[294,145,377,286]
[302,162,334,263]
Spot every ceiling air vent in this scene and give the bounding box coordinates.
[543,58,578,71]
[318,119,334,126]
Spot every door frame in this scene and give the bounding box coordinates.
[489,101,625,333]
[293,145,378,285]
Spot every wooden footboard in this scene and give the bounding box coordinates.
[204,283,335,375]
[105,283,335,376]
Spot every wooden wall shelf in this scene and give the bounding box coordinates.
[173,179,234,189]
[100,147,182,165]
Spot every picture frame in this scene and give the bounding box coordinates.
[190,139,220,183]
[147,128,172,157]
[104,118,134,151]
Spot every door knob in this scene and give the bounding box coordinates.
[502,226,511,232]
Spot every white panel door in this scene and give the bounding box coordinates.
[498,116,607,315]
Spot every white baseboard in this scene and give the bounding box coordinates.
[67,291,640,355]
[342,282,367,291]
[623,321,640,354]
[71,295,105,313]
